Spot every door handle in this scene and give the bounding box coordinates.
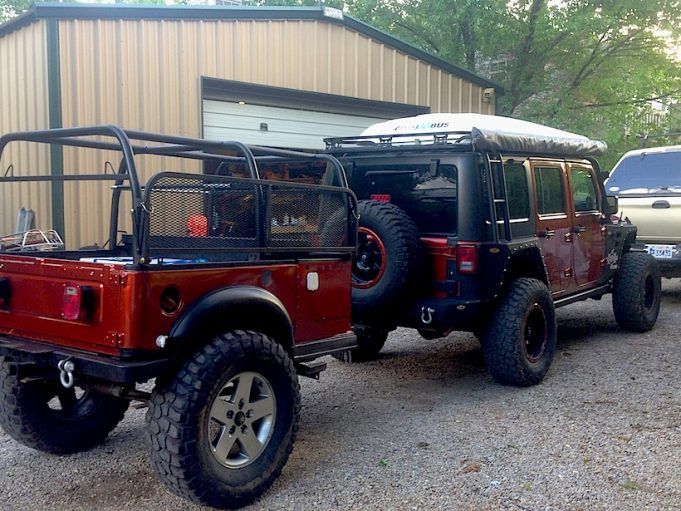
[572,225,587,234]
[538,228,555,239]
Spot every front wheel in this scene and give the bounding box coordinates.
[612,251,661,332]
[482,278,557,387]
[0,362,129,454]
[147,331,300,509]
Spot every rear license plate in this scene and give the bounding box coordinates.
[645,244,675,259]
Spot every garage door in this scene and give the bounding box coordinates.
[202,99,384,150]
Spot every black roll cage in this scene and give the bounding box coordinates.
[0,125,353,264]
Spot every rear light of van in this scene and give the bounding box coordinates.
[62,284,93,321]
[456,244,478,274]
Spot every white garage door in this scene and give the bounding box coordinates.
[202,99,383,150]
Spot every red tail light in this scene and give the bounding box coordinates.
[456,244,478,274]
[370,194,391,203]
[62,284,92,320]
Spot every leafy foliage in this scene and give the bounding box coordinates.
[343,0,681,168]
[1,0,32,23]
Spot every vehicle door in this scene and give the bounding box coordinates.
[568,163,606,288]
[530,161,573,295]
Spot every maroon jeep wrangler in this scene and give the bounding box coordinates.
[326,114,662,386]
[0,127,357,508]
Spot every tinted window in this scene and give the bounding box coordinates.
[534,166,565,215]
[607,151,681,194]
[505,163,530,219]
[571,167,599,211]
[354,161,458,234]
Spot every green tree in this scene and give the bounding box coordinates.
[1,0,33,23]
[344,0,681,167]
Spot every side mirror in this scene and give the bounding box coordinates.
[606,195,619,215]
[599,171,610,183]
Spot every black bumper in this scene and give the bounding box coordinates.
[402,298,483,332]
[0,336,170,384]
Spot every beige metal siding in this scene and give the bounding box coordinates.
[0,21,51,238]
[55,18,494,247]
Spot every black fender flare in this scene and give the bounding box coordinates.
[494,245,549,299]
[168,285,294,354]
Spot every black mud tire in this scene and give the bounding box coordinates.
[612,251,661,332]
[147,331,300,509]
[482,278,557,387]
[332,325,390,362]
[0,361,129,454]
[352,200,422,319]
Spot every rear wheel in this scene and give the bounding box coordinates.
[147,331,300,509]
[0,362,129,454]
[332,325,390,362]
[612,251,661,332]
[482,278,557,386]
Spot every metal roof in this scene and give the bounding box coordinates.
[0,2,500,91]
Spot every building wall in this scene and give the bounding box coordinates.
[55,18,494,247]
[0,21,51,237]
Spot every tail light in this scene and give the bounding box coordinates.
[62,284,93,321]
[456,244,478,274]
[370,194,391,203]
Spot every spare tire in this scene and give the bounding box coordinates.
[352,200,422,319]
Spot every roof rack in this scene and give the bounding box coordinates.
[324,130,473,150]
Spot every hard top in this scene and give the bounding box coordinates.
[325,113,606,158]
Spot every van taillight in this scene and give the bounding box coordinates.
[456,245,478,274]
[62,284,91,320]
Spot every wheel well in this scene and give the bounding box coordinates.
[168,286,295,361]
[504,248,548,286]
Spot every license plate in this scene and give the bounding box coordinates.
[645,244,675,259]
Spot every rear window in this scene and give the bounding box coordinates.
[351,161,458,234]
[607,151,681,194]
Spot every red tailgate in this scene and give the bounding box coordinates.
[0,255,122,354]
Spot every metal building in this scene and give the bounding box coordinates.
[0,3,498,247]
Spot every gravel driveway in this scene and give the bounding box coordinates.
[1,281,680,511]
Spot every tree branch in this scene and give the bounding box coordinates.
[580,90,681,108]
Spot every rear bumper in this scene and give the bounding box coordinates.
[401,298,483,332]
[0,336,170,384]
[638,242,681,277]
[656,259,681,278]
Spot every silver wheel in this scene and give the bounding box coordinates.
[207,371,276,469]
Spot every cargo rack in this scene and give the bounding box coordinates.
[0,125,356,264]
[324,131,473,151]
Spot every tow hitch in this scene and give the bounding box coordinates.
[57,359,75,388]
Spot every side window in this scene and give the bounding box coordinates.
[570,167,599,212]
[505,162,530,220]
[534,166,566,215]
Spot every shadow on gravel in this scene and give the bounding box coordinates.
[660,284,681,303]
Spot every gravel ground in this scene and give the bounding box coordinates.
[1,281,680,511]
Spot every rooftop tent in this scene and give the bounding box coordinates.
[359,113,607,157]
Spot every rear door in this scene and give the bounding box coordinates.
[530,161,573,295]
[568,163,606,288]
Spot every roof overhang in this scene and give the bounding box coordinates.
[0,3,501,92]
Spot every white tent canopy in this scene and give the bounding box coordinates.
[360,113,607,156]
